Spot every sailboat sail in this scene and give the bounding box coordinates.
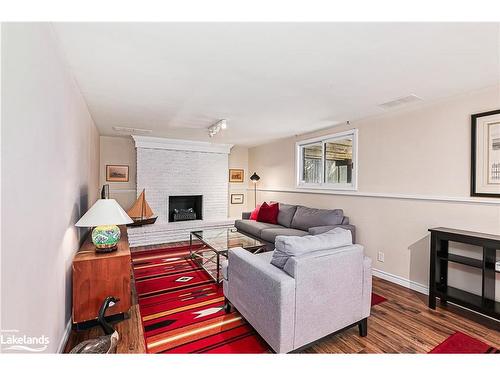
[127,190,155,219]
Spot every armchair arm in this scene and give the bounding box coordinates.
[308,224,356,243]
[225,248,295,353]
[241,212,252,219]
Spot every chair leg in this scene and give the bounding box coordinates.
[358,318,368,337]
[224,297,232,313]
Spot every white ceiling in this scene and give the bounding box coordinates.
[53,23,500,146]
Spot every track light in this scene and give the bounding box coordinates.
[208,119,227,137]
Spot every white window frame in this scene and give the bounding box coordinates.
[296,129,358,191]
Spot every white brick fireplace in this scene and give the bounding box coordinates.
[127,136,234,247]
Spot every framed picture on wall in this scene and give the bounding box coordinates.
[471,109,500,197]
[231,193,244,204]
[229,169,244,182]
[106,165,129,182]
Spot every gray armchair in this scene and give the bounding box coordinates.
[222,244,372,353]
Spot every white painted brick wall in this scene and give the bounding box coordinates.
[136,147,229,223]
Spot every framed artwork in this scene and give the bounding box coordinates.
[471,109,500,197]
[106,165,129,182]
[231,193,244,204]
[229,169,244,182]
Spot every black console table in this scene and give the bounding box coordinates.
[428,227,499,321]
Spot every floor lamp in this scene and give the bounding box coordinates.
[250,172,260,208]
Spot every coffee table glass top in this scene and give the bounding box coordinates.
[191,227,264,253]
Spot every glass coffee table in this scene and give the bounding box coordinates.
[189,227,266,283]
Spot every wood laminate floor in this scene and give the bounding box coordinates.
[64,243,499,354]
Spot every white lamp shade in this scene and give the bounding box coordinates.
[75,199,133,227]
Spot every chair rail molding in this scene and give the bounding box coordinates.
[249,187,500,205]
[132,135,233,154]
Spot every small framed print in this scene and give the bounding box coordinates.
[229,169,244,182]
[471,109,500,197]
[231,194,244,204]
[106,165,129,182]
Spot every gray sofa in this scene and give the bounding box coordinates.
[222,242,372,353]
[235,203,356,247]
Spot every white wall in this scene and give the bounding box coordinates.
[228,145,250,218]
[99,135,136,210]
[1,23,100,353]
[249,85,500,297]
[98,137,250,219]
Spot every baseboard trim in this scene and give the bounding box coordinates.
[372,269,500,322]
[372,268,429,295]
[57,318,72,353]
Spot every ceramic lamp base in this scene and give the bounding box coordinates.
[92,224,121,253]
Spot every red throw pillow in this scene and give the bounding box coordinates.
[257,202,279,224]
[249,204,261,220]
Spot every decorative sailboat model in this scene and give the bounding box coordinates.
[126,189,158,226]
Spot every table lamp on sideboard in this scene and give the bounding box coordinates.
[75,198,133,253]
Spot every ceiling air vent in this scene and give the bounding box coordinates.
[112,126,152,134]
[378,94,423,110]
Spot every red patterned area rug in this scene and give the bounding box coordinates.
[132,244,387,354]
[371,293,387,306]
[132,245,269,353]
[429,332,499,354]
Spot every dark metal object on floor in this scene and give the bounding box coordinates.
[70,296,121,354]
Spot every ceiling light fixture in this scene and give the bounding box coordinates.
[208,119,227,137]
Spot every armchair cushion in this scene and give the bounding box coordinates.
[271,227,353,269]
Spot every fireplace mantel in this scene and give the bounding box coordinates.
[132,135,232,154]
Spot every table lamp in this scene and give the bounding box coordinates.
[250,172,260,208]
[75,199,133,253]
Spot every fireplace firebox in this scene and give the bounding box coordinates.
[168,195,203,222]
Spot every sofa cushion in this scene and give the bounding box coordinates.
[260,227,308,243]
[235,219,282,238]
[257,202,279,224]
[270,227,353,269]
[290,206,344,231]
[276,203,298,228]
[249,204,261,220]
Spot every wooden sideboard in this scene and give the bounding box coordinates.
[72,226,131,327]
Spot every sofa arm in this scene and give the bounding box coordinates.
[225,248,295,353]
[241,212,252,219]
[308,224,356,243]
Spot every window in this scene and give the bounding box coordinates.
[296,129,357,190]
